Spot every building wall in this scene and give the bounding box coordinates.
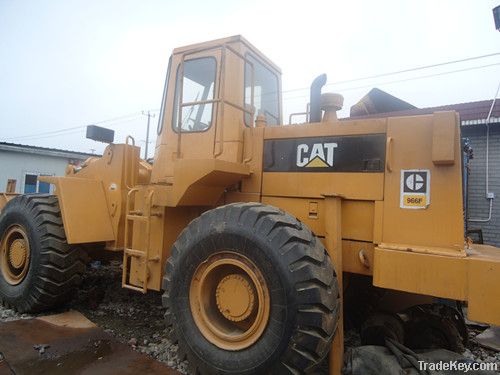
[0,151,72,194]
[463,124,500,247]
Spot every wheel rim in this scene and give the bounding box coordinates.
[1,224,31,285]
[189,251,270,351]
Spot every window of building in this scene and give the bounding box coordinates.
[172,57,217,132]
[24,173,51,194]
[244,54,280,126]
[24,174,37,193]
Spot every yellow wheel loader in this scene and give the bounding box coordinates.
[1,35,499,374]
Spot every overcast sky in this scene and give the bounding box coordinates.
[0,0,499,157]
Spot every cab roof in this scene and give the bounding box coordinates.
[172,35,282,74]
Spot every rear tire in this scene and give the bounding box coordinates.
[162,203,339,374]
[0,195,85,313]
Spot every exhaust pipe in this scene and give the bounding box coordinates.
[309,74,327,123]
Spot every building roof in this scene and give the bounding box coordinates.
[0,142,98,160]
[349,97,500,126]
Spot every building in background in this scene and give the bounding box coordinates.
[0,142,95,194]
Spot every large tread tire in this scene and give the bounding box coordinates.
[162,203,340,374]
[0,194,85,313]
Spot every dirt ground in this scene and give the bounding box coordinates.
[1,261,499,374]
[70,260,189,374]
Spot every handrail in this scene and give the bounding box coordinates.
[179,98,254,115]
[289,103,310,124]
[386,137,393,172]
[289,112,308,124]
[125,135,135,146]
[124,136,136,190]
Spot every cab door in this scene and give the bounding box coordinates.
[172,55,219,160]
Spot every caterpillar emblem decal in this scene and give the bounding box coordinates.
[296,143,338,167]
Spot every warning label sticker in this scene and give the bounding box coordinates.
[400,170,430,209]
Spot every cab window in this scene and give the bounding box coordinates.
[244,54,280,126]
[173,57,216,132]
[157,56,172,135]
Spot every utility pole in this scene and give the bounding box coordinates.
[142,110,156,159]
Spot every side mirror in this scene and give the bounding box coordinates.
[86,125,115,143]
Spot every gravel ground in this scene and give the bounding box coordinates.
[1,261,499,374]
[69,260,189,374]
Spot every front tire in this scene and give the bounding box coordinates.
[162,203,339,374]
[0,195,85,313]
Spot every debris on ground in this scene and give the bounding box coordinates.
[475,326,500,352]
[33,344,50,355]
[467,327,500,369]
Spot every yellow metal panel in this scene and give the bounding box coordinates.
[241,126,264,194]
[467,245,500,325]
[373,201,383,244]
[264,118,387,139]
[224,191,261,204]
[432,111,456,165]
[373,247,467,300]
[341,201,374,242]
[373,244,500,326]
[263,172,384,200]
[44,177,115,244]
[342,240,373,276]
[261,198,375,243]
[160,206,201,270]
[382,113,464,253]
[262,196,325,236]
[168,159,250,206]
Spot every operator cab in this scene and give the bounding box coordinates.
[151,35,282,183]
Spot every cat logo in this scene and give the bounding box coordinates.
[400,169,431,209]
[296,143,338,168]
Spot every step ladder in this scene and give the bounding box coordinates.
[122,188,159,293]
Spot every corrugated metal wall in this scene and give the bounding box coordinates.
[463,125,500,247]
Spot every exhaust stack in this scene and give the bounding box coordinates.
[309,74,327,123]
